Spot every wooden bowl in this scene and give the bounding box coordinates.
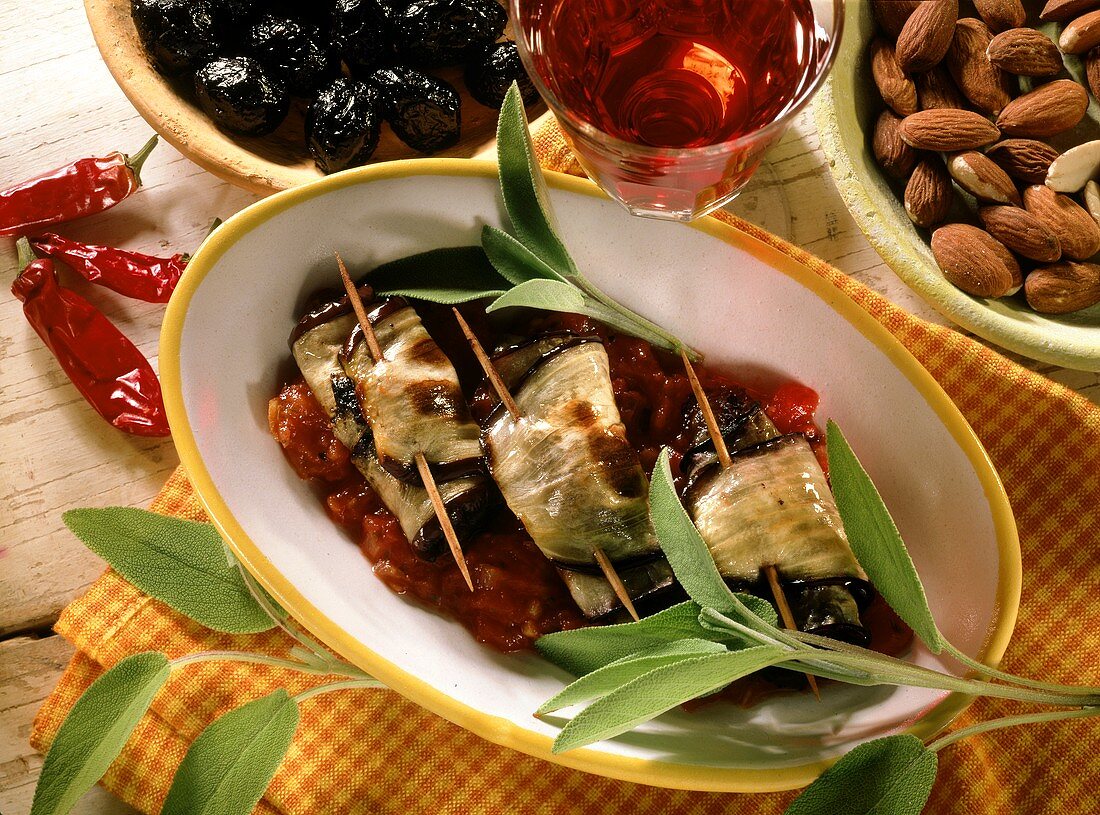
[85,0,533,195]
[815,0,1100,371]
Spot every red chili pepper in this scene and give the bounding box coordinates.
[11,238,170,437]
[30,233,187,303]
[0,135,158,238]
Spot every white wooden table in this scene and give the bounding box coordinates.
[1,4,1097,814]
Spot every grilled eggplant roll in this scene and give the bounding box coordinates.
[340,298,483,483]
[685,427,872,645]
[480,333,675,618]
[290,293,495,561]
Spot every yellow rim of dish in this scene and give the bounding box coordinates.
[160,159,1021,794]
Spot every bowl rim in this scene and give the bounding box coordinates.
[159,158,1021,793]
[814,0,1100,373]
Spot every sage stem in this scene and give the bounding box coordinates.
[170,651,368,678]
[929,707,1100,752]
[293,678,384,703]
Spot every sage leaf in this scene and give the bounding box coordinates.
[31,652,170,815]
[368,245,509,304]
[825,423,946,654]
[497,82,577,278]
[649,449,779,629]
[161,690,300,815]
[537,639,728,714]
[63,508,274,634]
[552,646,786,753]
[481,224,568,284]
[537,601,731,675]
[783,735,938,815]
[487,277,587,313]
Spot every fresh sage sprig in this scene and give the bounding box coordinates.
[535,424,1099,815]
[363,83,700,359]
[32,508,381,815]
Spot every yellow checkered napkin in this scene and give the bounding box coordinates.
[32,121,1100,814]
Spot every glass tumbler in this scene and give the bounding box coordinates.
[511,0,844,221]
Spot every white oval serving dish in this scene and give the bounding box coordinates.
[160,160,1020,793]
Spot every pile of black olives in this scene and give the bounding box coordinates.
[130,0,541,173]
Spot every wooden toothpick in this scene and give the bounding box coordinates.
[681,349,819,698]
[764,565,821,700]
[338,253,473,591]
[417,452,475,592]
[335,251,383,362]
[451,308,520,419]
[453,307,638,619]
[680,348,732,469]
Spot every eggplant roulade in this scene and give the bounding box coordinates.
[683,396,872,645]
[480,333,675,618]
[290,292,495,561]
[340,297,484,484]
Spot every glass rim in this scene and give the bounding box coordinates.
[510,0,846,159]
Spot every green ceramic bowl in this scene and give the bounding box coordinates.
[815,0,1100,372]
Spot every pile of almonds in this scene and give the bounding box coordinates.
[870,0,1100,315]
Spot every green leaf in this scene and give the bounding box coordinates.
[368,245,509,304]
[63,508,274,634]
[481,224,568,284]
[825,423,946,654]
[496,82,577,278]
[31,652,170,815]
[486,277,587,313]
[648,449,779,629]
[552,646,786,752]
[536,601,732,675]
[537,639,728,714]
[161,690,300,815]
[783,735,938,815]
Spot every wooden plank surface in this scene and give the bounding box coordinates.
[1,1,1098,813]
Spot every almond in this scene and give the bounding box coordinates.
[996,80,1089,137]
[986,139,1061,184]
[978,205,1063,261]
[873,110,919,179]
[898,109,1000,150]
[916,66,969,109]
[948,151,1022,203]
[905,155,954,227]
[1085,179,1100,223]
[1041,0,1100,22]
[931,223,1019,296]
[947,18,1012,114]
[973,0,1025,32]
[1023,184,1100,260]
[1025,261,1100,312]
[1060,9,1100,53]
[897,0,959,73]
[986,28,1065,76]
[873,0,923,39]
[1087,46,1100,98]
[1045,140,1100,192]
[871,39,919,116]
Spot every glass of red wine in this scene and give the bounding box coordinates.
[512,0,844,221]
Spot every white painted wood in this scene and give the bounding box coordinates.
[0,0,1096,810]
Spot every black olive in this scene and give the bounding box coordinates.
[247,15,339,97]
[369,66,461,153]
[306,78,384,173]
[465,41,539,109]
[194,56,289,136]
[333,0,394,76]
[131,0,220,75]
[205,0,261,46]
[393,0,507,68]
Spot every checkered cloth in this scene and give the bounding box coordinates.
[32,120,1100,814]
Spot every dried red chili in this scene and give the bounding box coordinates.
[30,233,186,303]
[0,135,158,238]
[11,238,171,437]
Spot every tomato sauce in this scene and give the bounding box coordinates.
[270,310,911,678]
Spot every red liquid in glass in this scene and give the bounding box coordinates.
[523,0,820,150]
